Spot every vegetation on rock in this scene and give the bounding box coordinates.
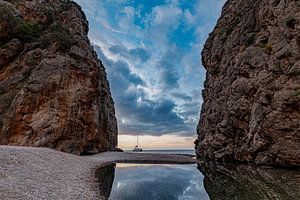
[15,20,43,42]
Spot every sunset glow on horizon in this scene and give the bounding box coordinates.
[118,135,195,149]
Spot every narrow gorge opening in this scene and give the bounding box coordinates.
[74,0,225,151]
[0,0,299,199]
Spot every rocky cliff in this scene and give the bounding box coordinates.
[196,0,300,167]
[0,0,118,155]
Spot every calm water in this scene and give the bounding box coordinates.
[124,149,196,156]
[97,163,209,200]
[96,151,300,200]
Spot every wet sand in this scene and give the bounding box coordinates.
[0,146,196,200]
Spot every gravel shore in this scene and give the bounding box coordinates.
[0,146,196,200]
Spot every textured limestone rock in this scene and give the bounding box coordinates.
[0,0,118,155]
[196,0,300,167]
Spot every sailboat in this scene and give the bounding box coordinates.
[132,135,143,152]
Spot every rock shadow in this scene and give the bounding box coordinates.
[95,164,116,199]
[198,162,300,200]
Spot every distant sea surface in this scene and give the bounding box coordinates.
[124,149,196,156]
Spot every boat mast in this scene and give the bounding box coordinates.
[138,135,142,148]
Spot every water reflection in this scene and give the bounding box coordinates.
[96,163,300,200]
[198,162,300,200]
[96,163,209,200]
[95,164,115,199]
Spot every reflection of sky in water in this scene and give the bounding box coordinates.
[109,164,209,200]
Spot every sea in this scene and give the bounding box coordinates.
[124,148,196,156]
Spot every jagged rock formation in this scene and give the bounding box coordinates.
[196,0,300,167]
[0,0,118,155]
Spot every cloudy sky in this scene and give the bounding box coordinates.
[74,0,225,149]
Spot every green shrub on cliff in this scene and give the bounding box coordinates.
[0,5,17,45]
[286,17,296,29]
[0,5,16,29]
[0,4,43,43]
[246,35,255,47]
[291,90,300,97]
[260,41,273,54]
[15,20,43,42]
[25,51,42,66]
[60,0,72,11]
[44,23,74,52]
[50,30,73,52]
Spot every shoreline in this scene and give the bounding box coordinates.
[0,146,196,200]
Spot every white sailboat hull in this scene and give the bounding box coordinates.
[132,147,143,152]
[132,135,143,151]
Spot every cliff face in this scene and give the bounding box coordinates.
[196,0,300,167]
[0,0,118,155]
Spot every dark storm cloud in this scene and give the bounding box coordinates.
[117,87,193,136]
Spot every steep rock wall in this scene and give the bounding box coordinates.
[0,0,118,155]
[196,0,300,167]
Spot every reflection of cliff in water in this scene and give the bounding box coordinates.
[198,162,300,200]
[95,162,300,200]
[95,164,115,199]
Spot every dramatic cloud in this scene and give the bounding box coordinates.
[171,92,193,102]
[109,44,150,63]
[75,0,225,139]
[95,45,192,136]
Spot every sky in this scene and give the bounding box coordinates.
[74,0,225,149]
